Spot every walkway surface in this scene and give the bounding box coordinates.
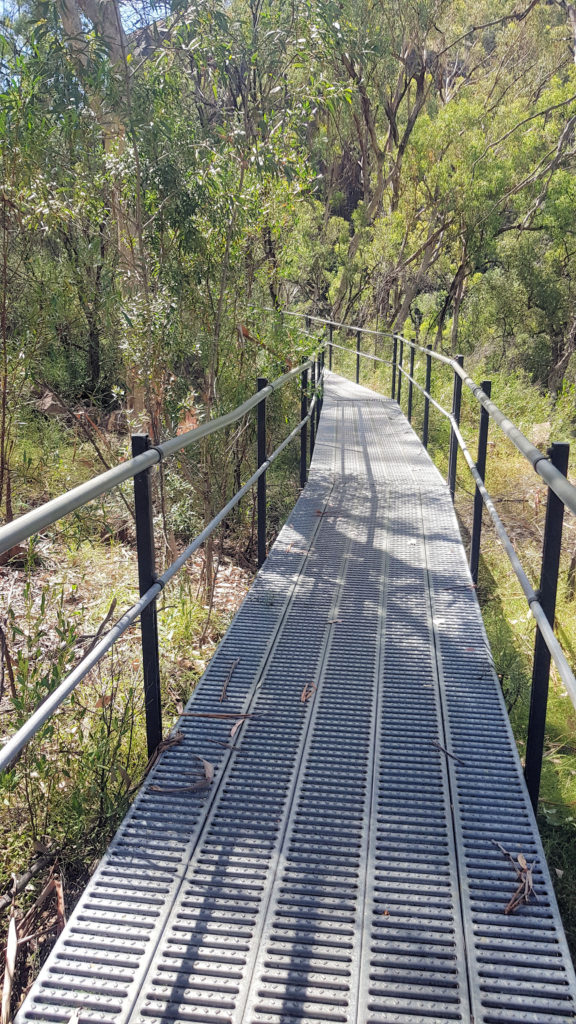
[18,373,576,1024]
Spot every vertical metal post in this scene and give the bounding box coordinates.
[448,355,464,501]
[131,433,162,757]
[300,367,308,487]
[469,381,491,585]
[524,442,570,810]
[257,377,268,569]
[355,330,361,384]
[422,344,432,449]
[316,352,322,431]
[397,337,404,406]
[407,344,415,423]
[391,336,397,400]
[310,360,316,459]
[328,324,333,371]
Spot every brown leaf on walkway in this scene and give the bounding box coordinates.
[492,840,537,914]
[300,682,317,703]
[1,917,17,1024]
[197,756,214,783]
[230,719,244,740]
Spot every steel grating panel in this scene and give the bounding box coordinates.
[16,371,576,1024]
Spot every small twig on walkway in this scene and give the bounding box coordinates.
[430,739,467,766]
[220,659,239,703]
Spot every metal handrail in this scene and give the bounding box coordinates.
[330,340,392,368]
[395,361,576,708]
[0,357,315,558]
[0,355,323,771]
[0,401,318,772]
[272,310,576,517]
[326,321,572,807]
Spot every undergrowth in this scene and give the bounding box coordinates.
[0,409,265,1017]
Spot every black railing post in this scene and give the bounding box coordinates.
[391,336,397,399]
[356,330,361,384]
[131,433,162,758]
[407,343,415,423]
[316,352,322,431]
[422,344,432,449]
[448,355,464,501]
[524,442,570,810]
[328,324,333,371]
[397,337,404,406]
[257,377,268,568]
[300,367,308,487]
[310,360,316,459]
[470,381,491,585]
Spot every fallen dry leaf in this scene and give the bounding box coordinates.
[95,694,113,709]
[230,719,244,740]
[197,756,214,783]
[300,682,317,703]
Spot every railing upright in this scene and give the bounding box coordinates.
[356,330,361,384]
[391,336,397,399]
[310,361,316,458]
[397,337,404,405]
[470,381,491,585]
[407,344,415,422]
[300,367,308,487]
[131,433,163,757]
[422,344,432,449]
[315,352,319,428]
[448,355,464,501]
[524,442,570,810]
[328,324,333,371]
[257,377,268,568]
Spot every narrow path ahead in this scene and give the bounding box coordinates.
[18,373,576,1024]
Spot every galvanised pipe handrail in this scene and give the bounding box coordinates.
[329,340,393,369]
[395,360,576,701]
[0,355,324,771]
[0,358,315,558]
[273,310,576,518]
[385,351,573,808]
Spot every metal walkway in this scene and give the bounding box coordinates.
[18,373,576,1024]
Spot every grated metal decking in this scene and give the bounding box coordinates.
[17,373,576,1024]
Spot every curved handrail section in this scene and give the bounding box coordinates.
[275,309,576,518]
[396,362,576,709]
